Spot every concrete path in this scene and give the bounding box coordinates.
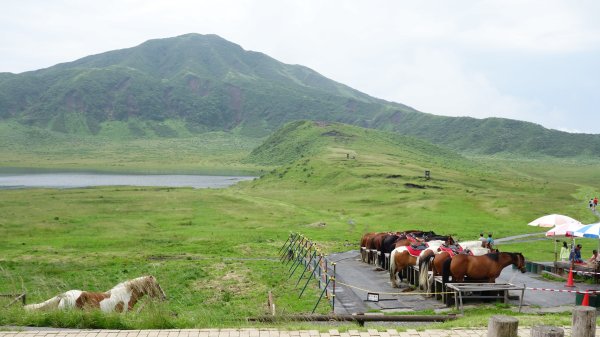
[328,250,600,314]
[2,327,600,337]
[328,251,446,315]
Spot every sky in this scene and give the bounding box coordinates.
[1,1,599,134]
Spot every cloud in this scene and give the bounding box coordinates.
[355,48,539,120]
[0,0,598,133]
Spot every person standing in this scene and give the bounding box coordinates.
[594,196,598,210]
[486,234,494,249]
[559,241,570,261]
[479,233,487,247]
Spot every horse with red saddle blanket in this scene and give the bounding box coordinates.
[389,239,449,288]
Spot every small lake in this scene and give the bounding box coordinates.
[0,173,255,189]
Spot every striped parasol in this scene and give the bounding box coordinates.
[573,222,600,239]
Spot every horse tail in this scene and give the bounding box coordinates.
[418,252,431,271]
[389,249,398,287]
[418,254,433,291]
[442,257,452,285]
[24,295,62,311]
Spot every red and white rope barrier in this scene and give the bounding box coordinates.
[525,287,600,294]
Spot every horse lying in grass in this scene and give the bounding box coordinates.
[24,275,167,312]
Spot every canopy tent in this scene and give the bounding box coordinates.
[545,222,585,237]
[528,214,582,228]
[573,222,600,239]
[530,215,582,262]
[573,222,600,262]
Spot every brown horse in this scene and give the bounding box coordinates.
[360,232,376,262]
[442,252,526,284]
[368,232,389,265]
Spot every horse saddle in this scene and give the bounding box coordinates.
[406,243,428,257]
[439,244,463,257]
[406,233,422,243]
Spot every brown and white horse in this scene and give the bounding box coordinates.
[24,275,167,312]
[389,240,445,288]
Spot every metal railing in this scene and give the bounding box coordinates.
[279,233,336,314]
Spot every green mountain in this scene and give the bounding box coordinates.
[1,33,599,158]
[0,33,407,137]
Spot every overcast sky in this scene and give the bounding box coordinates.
[1,1,599,134]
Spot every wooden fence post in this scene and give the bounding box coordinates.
[572,306,596,337]
[531,326,564,337]
[487,315,518,337]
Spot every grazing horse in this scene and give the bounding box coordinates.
[389,240,445,287]
[442,252,526,285]
[24,275,167,312]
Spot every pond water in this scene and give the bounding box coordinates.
[0,172,255,189]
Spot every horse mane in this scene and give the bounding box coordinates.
[508,252,523,262]
[485,252,500,261]
[115,275,155,294]
[485,251,521,263]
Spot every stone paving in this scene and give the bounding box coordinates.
[2,327,600,337]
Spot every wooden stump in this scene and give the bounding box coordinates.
[487,315,518,337]
[531,325,564,337]
[572,306,597,337]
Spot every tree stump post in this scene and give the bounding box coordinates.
[531,325,564,337]
[572,306,596,337]
[488,315,519,337]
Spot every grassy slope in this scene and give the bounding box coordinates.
[0,120,264,174]
[3,33,600,158]
[1,121,599,328]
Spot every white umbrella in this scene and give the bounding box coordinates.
[528,214,581,228]
[573,222,600,239]
[545,222,584,237]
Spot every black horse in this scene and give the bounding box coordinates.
[380,233,404,269]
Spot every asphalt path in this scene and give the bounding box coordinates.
[328,250,600,315]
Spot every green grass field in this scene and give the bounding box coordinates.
[1,121,599,329]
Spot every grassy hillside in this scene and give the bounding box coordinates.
[2,121,599,329]
[0,120,264,174]
[1,33,599,158]
[244,121,598,240]
[0,34,404,138]
[376,111,600,158]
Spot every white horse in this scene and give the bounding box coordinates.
[24,275,167,312]
[458,240,494,256]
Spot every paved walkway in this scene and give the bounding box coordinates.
[2,327,600,337]
[328,250,600,314]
